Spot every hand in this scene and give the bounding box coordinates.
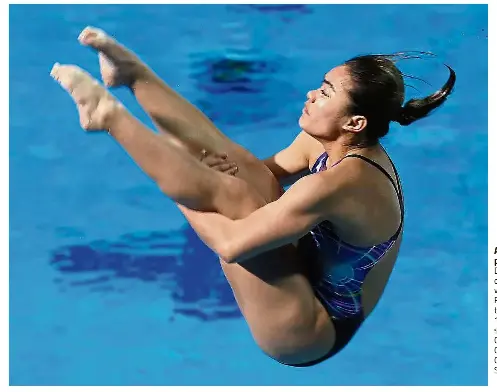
[200,149,238,176]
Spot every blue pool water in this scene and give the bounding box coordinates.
[10,4,488,386]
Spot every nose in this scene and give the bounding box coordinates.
[306,90,316,102]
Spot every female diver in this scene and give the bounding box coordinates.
[50,26,455,367]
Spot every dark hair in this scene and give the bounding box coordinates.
[343,52,456,147]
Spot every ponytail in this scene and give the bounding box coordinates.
[395,65,456,126]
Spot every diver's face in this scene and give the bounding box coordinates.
[299,65,355,140]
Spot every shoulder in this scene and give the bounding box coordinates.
[262,131,324,183]
[282,160,360,212]
[286,156,376,218]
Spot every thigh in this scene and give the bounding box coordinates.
[178,174,335,363]
[167,127,283,205]
[220,248,336,364]
[211,140,284,204]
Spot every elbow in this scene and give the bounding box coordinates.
[217,240,241,264]
[218,242,235,264]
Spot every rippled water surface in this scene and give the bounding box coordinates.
[10,4,487,386]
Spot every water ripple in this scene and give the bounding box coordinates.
[50,226,240,321]
[189,52,299,127]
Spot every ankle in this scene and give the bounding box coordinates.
[105,100,127,133]
[129,66,155,91]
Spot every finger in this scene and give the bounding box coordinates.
[204,151,227,161]
[212,165,238,176]
[214,152,228,159]
[202,156,228,166]
[226,167,239,176]
[211,163,237,172]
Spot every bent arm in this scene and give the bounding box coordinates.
[262,131,317,187]
[184,170,345,264]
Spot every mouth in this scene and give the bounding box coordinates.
[302,106,309,115]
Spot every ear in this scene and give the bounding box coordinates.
[343,115,367,133]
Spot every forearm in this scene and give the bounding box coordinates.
[277,170,310,189]
[178,203,301,264]
[108,108,217,210]
[176,172,330,265]
[177,205,234,259]
[176,207,257,263]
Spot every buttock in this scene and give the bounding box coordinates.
[283,312,363,367]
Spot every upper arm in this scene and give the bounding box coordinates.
[225,170,344,263]
[262,131,318,186]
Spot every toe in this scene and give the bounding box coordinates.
[79,26,108,48]
[50,62,60,79]
[50,63,75,91]
[50,62,72,89]
[51,64,95,96]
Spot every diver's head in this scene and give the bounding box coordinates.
[299,53,456,147]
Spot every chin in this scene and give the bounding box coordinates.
[298,114,307,129]
[298,118,311,133]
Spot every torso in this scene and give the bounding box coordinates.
[302,145,404,323]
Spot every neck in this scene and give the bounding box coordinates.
[321,136,379,165]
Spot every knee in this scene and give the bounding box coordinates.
[216,174,267,219]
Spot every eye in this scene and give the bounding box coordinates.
[320,88,330,97]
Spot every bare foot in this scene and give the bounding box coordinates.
[78,26,145,88]
[50,63,122,131]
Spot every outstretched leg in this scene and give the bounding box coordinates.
[51,63,335,365]
[50,63,247,212]
[78,27,281,204]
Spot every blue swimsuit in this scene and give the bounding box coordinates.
[292,150,404,367]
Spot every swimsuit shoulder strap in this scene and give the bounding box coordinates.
[341,153,404,236]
